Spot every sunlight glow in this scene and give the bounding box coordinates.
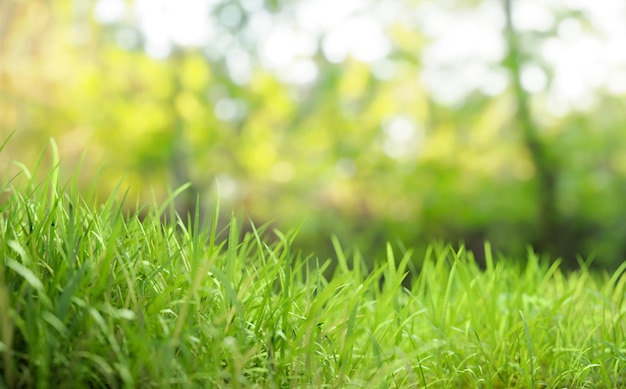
[135,0,215,58]
[214,98,247,122]
[94,0,126,24]
[322,16,390,63]
[521,64,547,94]
[119,0,626,112]
[382,115,422,159]
[417,1,507,105]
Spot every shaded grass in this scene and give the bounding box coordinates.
[1,144,625,388]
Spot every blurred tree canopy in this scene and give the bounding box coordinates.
[2,0,626,268]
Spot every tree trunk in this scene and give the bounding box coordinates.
[502,0,558,254]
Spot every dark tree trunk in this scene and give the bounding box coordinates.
[502,0,559,255]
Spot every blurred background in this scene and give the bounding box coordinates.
[2,0,626,268]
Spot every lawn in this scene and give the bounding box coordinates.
[1,145,625,388]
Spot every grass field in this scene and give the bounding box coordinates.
[1,144,625,388]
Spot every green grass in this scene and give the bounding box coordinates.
[1,145,626,388]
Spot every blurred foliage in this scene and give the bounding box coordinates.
[1,0,626,268]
